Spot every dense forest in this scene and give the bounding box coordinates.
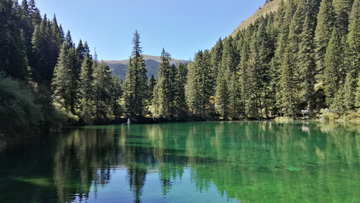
[1,0,360,133]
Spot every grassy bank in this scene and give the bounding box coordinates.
[274,109,360,124]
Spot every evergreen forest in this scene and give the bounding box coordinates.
[1,0,360,133]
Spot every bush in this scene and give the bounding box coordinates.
[345,111,360,124]
[33,84,70,131]
[319,109,340,122]
[274,117,293,123]
[0,73,43,132]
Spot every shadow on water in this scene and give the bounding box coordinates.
[1,122,360,202]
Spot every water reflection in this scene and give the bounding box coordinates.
[1,122,360,202]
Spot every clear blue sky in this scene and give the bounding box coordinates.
[35,0,265,61]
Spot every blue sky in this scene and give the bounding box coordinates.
[35,0,265,61]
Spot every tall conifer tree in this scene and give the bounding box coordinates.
[173,63,188,119]
[215,71,229,118]
[324,29,342,106]
[111,76,123,120]
[333,0,354,36]
[274,0,296,114]
[314,0,335,78]
[93,62,112,122]
[343,0,360,109]
[79,51,94,123]
[185,51,212,117]
[0,0,28,80]
[52,42,72,111]
[298,15,317,111]
[122,30,147,116]
[152,49,172,118]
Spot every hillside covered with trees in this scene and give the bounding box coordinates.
[187,0,360,120]
[1,0,360,134]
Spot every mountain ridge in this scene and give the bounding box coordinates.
[103,54,189,79]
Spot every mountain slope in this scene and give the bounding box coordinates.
[104,55,188,80]
[230,0,285,37]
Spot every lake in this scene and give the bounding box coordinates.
[0,122,360,202]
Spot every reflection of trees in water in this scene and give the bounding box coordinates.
[119,125,155,202]
[53,127,119,202]
[123,124,187,200]
[52,122,360,202]
[144,122,360,202]
[123,146,153,202]
[127,165,147,203]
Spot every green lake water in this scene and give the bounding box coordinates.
[1,121,360,202]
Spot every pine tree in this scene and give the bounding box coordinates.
[28,0,41,26]
[343,72,355,110]
[75,40,86,74]
[110,76,122,120]
[64,30,74,49]
[266,12,276,48]
[333,0,354,37]
[51,38,78,115]
[122,30,147,116]
[297,0,319,109]
[79,52,94,123]
[0,0,28,80]
[249,17,272,118]
[202,50,214,110]
[152,48,172,118]
[298,14,317,111]
[148,75,156,100]
[123,58,134,115]
[168,63,177,114]
[342,0,360,110]
[67,47,78,114]
[185,51,212,117]
[273,0,286,45]
[314,0,335,78]
[18,0,35,67]
[238,25,255,117]
[30,14,62,85]
[355,71,360,107]
[52,42,72,112]
[347,0,360,73]
[221,36,239,77]
[288,0,308,55]
[279,48,296,117]
[173,63,187,119]
[93,62,112,122]
[211,38,223,71]
[286,0,311,93]
[49,15,63,74]
[324,28,342,106]
[228,73,242,118]
[31,15,51,83]
[273,0,296,114]
[217,36,239,117]
[215,71,228,118]
[330,86,346,111]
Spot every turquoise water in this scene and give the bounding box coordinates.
[1,122,360,202]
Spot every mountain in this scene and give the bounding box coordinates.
[104,55,189,80]
[230,0,285,37]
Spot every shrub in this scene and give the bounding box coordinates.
[319,109,340,122]
[0,73,43,132]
